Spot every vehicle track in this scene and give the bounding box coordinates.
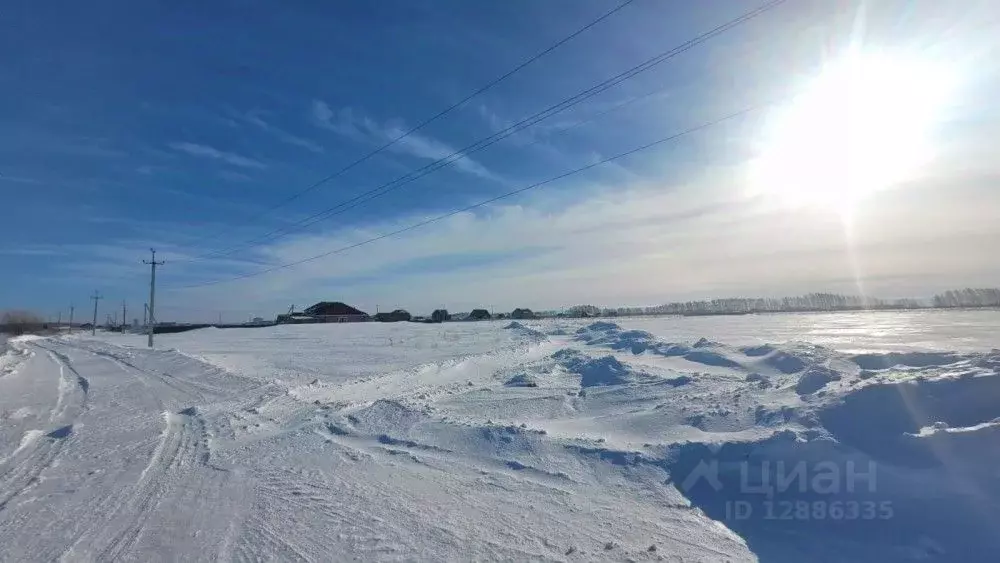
[94,407,210,560]
[0,424,74,512]
[0,346,86,513]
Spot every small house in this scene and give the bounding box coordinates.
[467,309,491,321]
[374,309,411,322]
[510,308,535,320]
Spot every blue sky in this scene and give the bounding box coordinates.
[2,0,999,322]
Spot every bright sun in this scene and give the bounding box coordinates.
[748,51,954,213]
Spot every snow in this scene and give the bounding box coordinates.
[1,311,999,561]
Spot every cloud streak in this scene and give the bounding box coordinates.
[244,113,325,154]
[311,101,502,182]
[168,142,267,169]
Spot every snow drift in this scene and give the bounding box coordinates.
[1,317,998,561]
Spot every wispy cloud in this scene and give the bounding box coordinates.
[311,101,502,182]
[244,112,325,154]
[0,175,43,185]
[0,245,66,257]
[6,131,129,159]
[168,142,266,169]
[475,102,589,147]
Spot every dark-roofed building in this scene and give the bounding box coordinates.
[304,302,366,317]
[373,309,411,323]
[510,308,535,319]
[467,309,491,321]
[278,302,369,324]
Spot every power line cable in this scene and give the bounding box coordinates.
[187,0,786,262]
[181,0,638,249]
[170,99,774,290]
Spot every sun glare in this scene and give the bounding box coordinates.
[748,52,954,213]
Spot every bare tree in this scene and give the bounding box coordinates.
[1,310,45,336]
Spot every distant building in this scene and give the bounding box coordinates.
[275,313,314,324]
[244,317,273,327]
[277,301,369,324]
[510,308,535,320]
[467,309,491,321]
[431,309,450,323]
[304,301,369,322]
[373,309,411,322]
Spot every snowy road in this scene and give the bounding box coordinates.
[1,315,999,561]
[0,329,751,562]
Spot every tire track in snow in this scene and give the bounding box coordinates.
[0,425,75,512]
[0,346,86,512]
[42,349,90,423]
[83,346,205,404]
[93,407,210,561]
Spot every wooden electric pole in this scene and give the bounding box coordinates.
[144,249,165,348]
[90,291,102,336]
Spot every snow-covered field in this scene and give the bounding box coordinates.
[1,310,998,561]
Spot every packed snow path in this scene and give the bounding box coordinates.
[1,314,999,562]
[0,331,750,561]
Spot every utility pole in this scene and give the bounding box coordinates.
[69,305,74,334]
[57,311,62,327]
[144,249,165,348]
[90,291,102,336]
[122,301,127,334]
[143,303,148,327]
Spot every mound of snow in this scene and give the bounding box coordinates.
[764,350,810,373]
[794,365,841,395]
[682,350,741,368]
[575,321,621,334]
[664,374,693,387]
[502,321,547,341]
[504,373,539,388]
[553,350,638,387]
[741,344,775,357]
[820,371,1000,463]
[852,351,963,370]
[573,322,746,369]
[347,399,426,433]
[574,323,664,353]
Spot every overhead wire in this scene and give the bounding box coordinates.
[170,99,775,290]
[180,0,639,250]
[185,0,787,262]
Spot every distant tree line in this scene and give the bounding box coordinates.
[548,289,999,318]
[932,288,1000,308]
[0,310,46,335]
[641,293,925,316]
